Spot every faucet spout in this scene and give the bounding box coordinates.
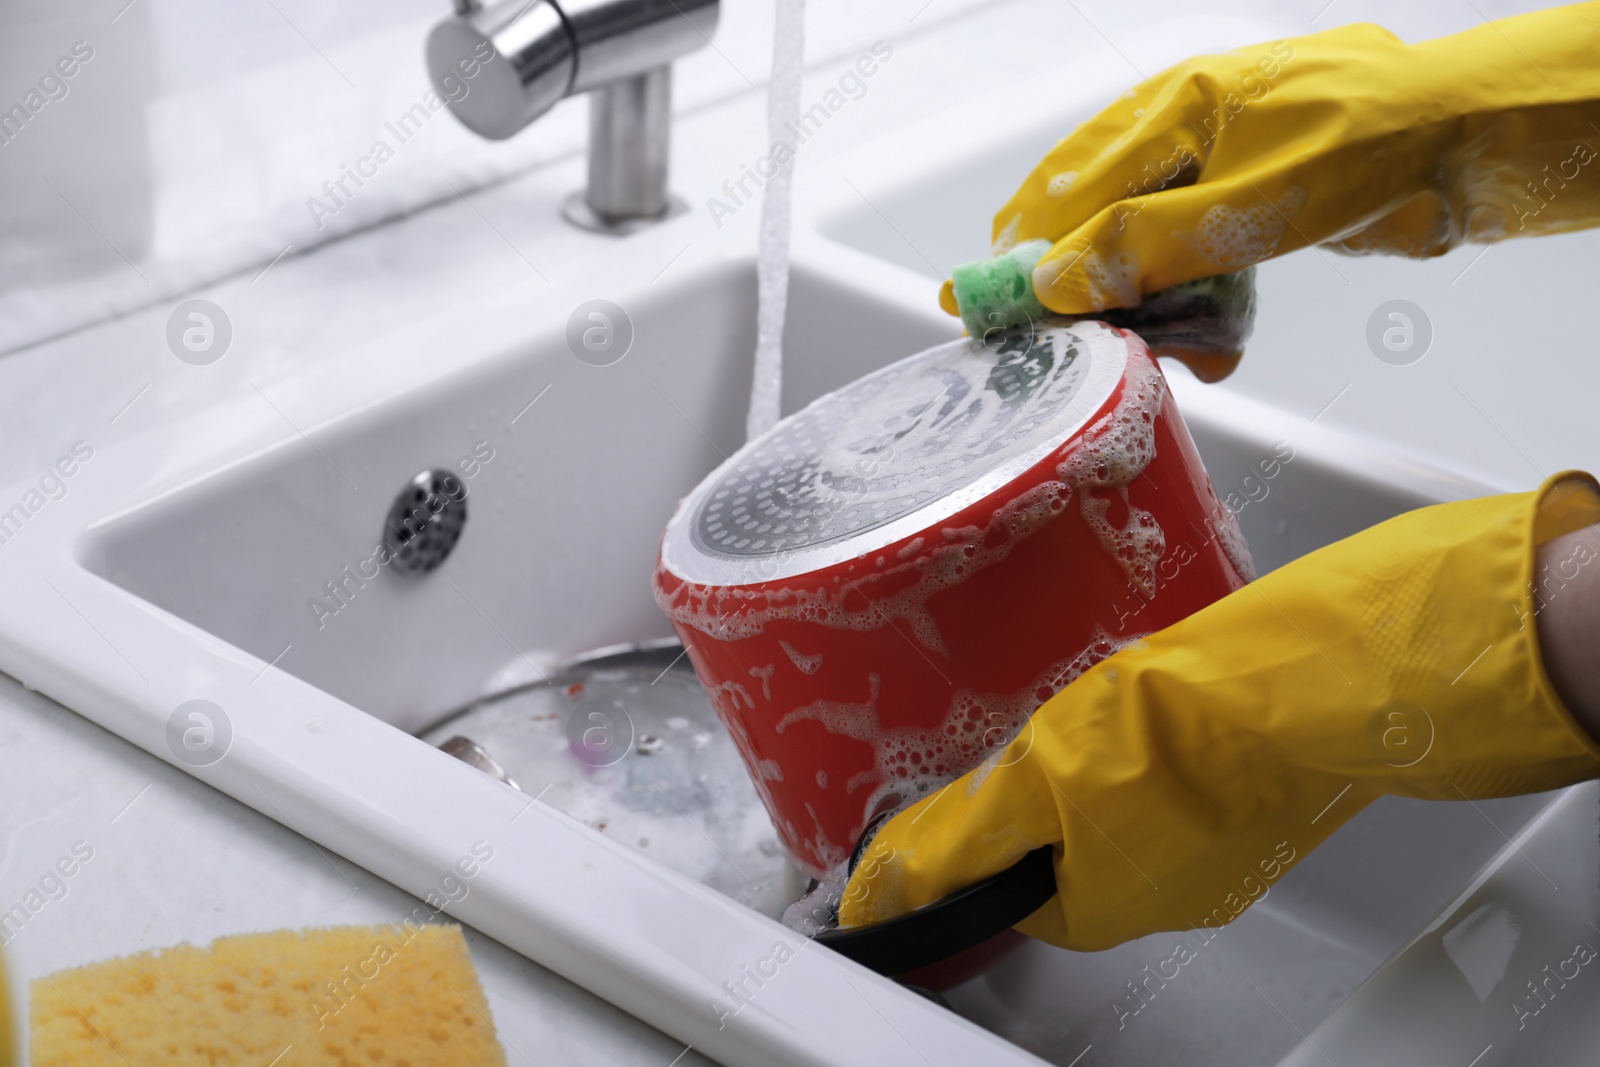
[426,0,718,233]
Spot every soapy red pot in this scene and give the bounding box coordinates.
[654,322,1251,877]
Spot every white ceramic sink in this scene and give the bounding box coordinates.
[5,247,1039,1067]
[1278,782,1600,1067]
[9,247,1559,1066]
[3,32,1591,1067]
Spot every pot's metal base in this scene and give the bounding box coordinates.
[561,191,687,236]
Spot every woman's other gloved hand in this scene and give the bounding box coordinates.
[941,4,1600,382]
[839,474,1600,949]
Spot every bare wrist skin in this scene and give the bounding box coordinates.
[1536,522,1600,742]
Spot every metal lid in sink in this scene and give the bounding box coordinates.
[421,643,798,917]
[661,319,1127,586]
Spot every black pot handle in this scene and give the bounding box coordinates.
[813,846,1057,975]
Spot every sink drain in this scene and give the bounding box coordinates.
[383,469,467,576]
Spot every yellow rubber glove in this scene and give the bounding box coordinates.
[0,946,14,1067]
[941,4,1600,381]
[839,474,1600,950]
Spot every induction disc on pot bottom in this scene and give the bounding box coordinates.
[661,318,1127,587]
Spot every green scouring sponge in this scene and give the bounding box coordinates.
[950,239,1052,339]
[951,243,1258,378]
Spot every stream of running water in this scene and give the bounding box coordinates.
[744,0,806,442]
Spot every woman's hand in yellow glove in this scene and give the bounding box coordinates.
[942,4,1600,381]
[839,475,1600,950]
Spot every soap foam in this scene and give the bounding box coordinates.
[1210,500,1257,584]
[991,213,1022,255]
[1056,352,1167,595]
[1035,246,1143,310]
[775,673,882,742]
[1189,185,1307,270]
[748,663,775,700]
[777,626,1133,848]
[801,805,849,875]
[1324,189,1453,257]
[1325,146,1567,254]
[1047,171,1079,198]
[780,640,823,674]
[896,536,925,559]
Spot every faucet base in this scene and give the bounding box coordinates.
[560,190,687,236]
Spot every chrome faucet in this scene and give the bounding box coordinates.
[427,0,719,234]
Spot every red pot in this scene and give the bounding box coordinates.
[654,321,1252,878]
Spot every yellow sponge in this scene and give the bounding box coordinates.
[1,947,16,1067]
[30,923,507,1067]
